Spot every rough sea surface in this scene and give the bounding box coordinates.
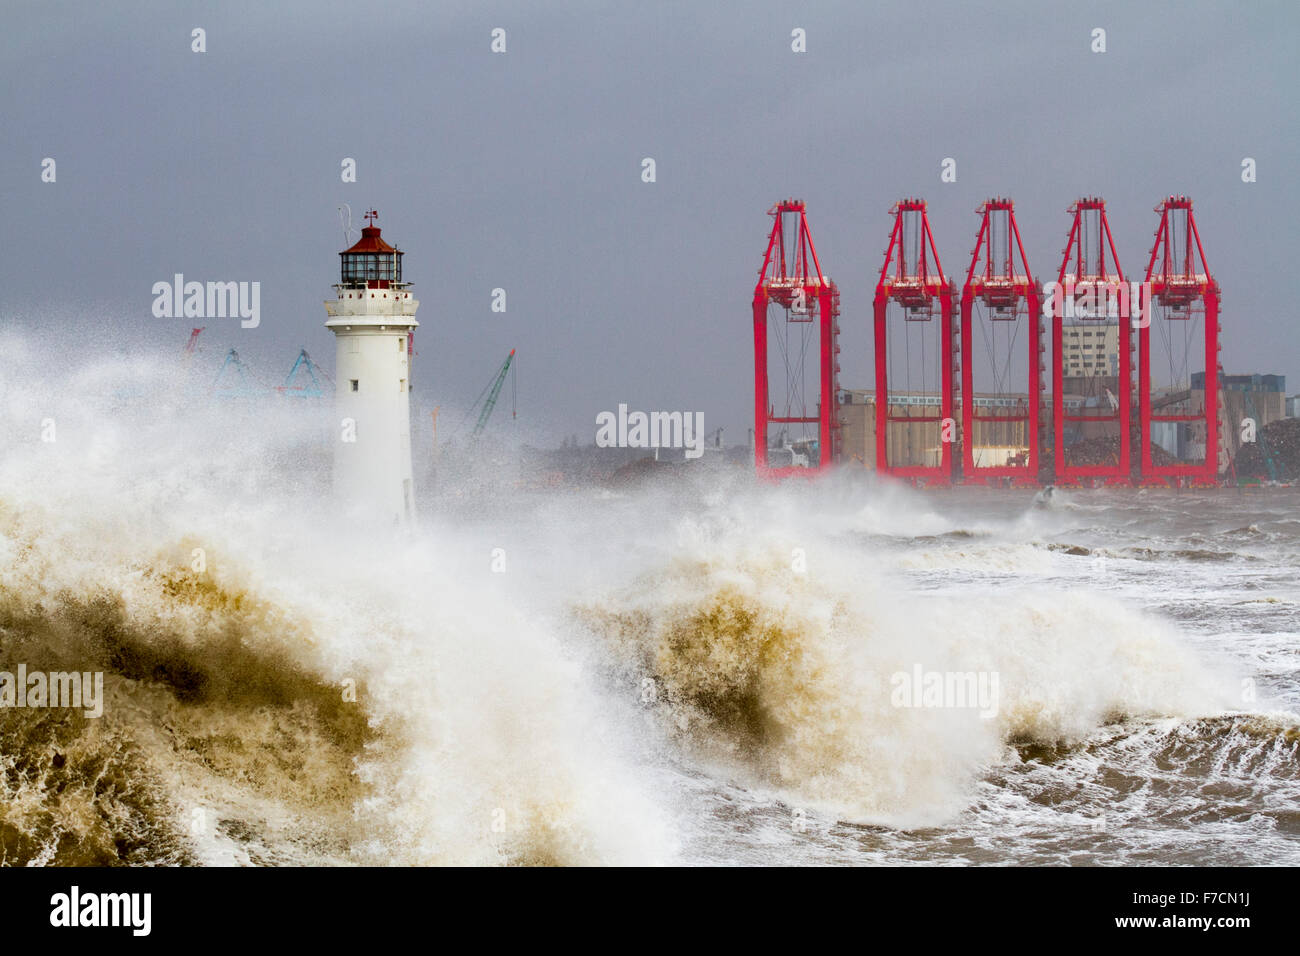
[1,338,1296,865]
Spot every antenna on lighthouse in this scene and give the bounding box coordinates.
[337,204,355,245]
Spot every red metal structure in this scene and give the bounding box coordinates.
[752,200,841,479]
[1050,198,1132,486]
[1138,196,1221,486]
[959,198,1041,486]
[873,199,955,484]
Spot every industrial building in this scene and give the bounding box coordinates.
[1061,325,1120,379]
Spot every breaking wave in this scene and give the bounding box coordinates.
[575,484,1250,828]
[0,331,672,866]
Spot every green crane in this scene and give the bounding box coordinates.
[470,349,516,437]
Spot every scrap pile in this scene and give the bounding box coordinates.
[1235,418,1300,481]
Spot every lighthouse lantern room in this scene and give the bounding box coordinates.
[324,210,419,524]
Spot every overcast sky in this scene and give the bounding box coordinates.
[3,0,1297,444]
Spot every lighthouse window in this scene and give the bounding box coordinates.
[350,379,359,392]
[340,252,402,285]
[397,338,403,351]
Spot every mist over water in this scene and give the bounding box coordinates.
[2,334,1297,865]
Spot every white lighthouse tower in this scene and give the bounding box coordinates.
[324,210,419,524]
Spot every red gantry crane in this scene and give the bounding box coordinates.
[873,199,956,485]
[959,198,1042,486]
[1138,196,1221,487]
[752,200,841,479]
[1051,197,1132,486]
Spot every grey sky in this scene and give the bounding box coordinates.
[3,0,1297,444]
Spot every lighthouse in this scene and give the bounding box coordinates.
[324,211,419,524]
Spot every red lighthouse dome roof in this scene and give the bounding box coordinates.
[343,225,398,255]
